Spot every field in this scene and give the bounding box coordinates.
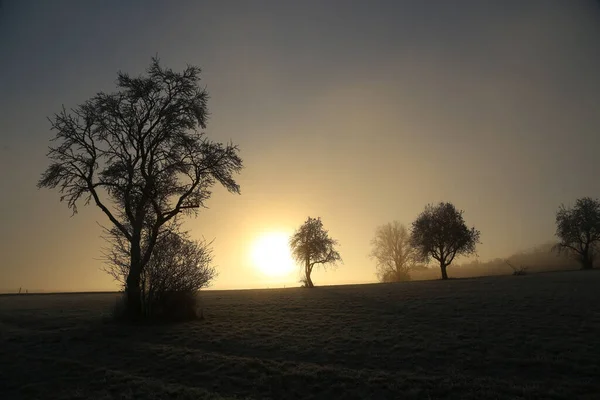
[1,271,599,399]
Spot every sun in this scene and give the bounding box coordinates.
[251,232,296,277]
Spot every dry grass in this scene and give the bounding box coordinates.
[1,270,599,399]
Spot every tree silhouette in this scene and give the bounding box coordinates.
[370,221,417,282]
[410,202,480,280]
[290,217,341,288]
[553,197,600,270]
[102,219,216,320]
[38,58,242,319]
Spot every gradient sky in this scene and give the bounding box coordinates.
[1,0,600,292]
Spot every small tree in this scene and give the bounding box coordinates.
[38,58,242,319]
[290,217,341,288]
[553,197,600,270]
[505,260,528,276]
[410,202,481,280]
[370,221,417,282]
[103,220,216,320]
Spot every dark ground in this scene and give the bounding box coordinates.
[1,270,599,399]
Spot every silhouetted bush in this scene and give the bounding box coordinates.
[104,223,216,322]
[112,290,202,323]
[151,291,202,322]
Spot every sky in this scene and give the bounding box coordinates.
[1,0,600,292]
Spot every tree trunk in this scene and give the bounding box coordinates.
[440,263,448,280]
[126,238,143,319]
[581,254,593,270]
[305,260,314,288]
[306,274,314,288]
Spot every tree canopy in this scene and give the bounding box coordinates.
[370,221,417,282]
[554,197,600,270]
[410,202,480,280]
[290,217,341,288]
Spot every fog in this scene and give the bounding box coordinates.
[1,1,600,292]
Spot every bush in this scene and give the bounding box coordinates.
[149,290,202,322]
[103,222,216,322]
[111,291,203,323]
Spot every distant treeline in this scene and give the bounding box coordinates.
[410,242,579,281]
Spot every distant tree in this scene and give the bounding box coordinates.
[103,219,216,320]
[38,58,243,319]
[410,202,481,280]
[370,221,417,282]
[290,217,341,288]
[553,197,600,270]
[504,260,528,276]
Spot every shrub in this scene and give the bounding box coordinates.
[104,222,216,322]
[150,291,202,322]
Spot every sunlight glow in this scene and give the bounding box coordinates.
[251,232,296,277]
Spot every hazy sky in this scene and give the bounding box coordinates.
[1,1,600,292]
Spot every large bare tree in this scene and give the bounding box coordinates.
[38,58,242,318]
[410,202,480,280]
[370,221,417,282]
[289,217,341,288]
[553,197,600,270]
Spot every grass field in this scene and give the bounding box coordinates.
[1,270,599,399]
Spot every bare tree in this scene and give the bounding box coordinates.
[103,219,216,319]
[504,260,528,276]
[410,202,480,280]
[553,197,600,270]
[38,58,242,318]
[290,217,341,288]
[370,221,417,282]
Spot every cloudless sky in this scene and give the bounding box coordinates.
[1,0,600,292]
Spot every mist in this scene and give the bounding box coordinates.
[1,1,600,292]
[3,2,600,399]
